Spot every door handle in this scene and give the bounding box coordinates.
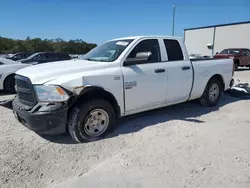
[155,69,165,73]
[182,66,191,70]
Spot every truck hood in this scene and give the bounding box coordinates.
[16,59,108,84]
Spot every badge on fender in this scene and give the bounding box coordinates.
[125,81,137,89]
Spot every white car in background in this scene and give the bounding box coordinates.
[0,57,32,93]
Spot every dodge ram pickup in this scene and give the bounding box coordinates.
[12,36,234,142]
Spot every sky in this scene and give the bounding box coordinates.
[0,0,249,44]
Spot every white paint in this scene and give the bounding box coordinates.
[16,36,234,116]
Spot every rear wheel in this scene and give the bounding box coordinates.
[68,99,116,143]
[4,74,16,93]
[200,78,223,107]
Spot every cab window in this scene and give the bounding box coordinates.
[163,39,184,61]
[126,39,161,63]
[33,54,42,60]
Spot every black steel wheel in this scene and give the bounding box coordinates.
[68,99,116,143]
[200,78,223,107]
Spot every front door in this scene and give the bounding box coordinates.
[121,39,168,112]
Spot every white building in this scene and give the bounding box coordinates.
[184,21,250,56]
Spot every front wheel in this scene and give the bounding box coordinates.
[200,78,223,107]
[68,99,116,143]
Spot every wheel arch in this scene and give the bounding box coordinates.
[3,73,16,90]
[70,86,121,118]
[207,74,225,91]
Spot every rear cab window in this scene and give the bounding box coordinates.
[163,39,184,61]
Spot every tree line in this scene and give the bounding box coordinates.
[0,36,97,54]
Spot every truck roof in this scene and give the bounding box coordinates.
[111,35,182,41]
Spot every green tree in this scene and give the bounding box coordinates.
[0,36,96,54]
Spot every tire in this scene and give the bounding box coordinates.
[4,74,16,93]
[200,78,223,107]
[234,61,239,71]
[68,99,116,143]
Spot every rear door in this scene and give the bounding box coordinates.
[121,38,168,112]
[162,39,193,103]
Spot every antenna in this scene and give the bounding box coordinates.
[172,5,175,36]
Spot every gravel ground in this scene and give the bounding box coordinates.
[1,69,250,188]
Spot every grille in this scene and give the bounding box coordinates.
[18,91,35,103]
[16,79,30,89]
[15,75,37,106]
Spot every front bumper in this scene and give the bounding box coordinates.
[12,97,68,135]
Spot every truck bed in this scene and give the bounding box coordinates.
[189,58,234,100]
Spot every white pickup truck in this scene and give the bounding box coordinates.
[12,36,234,142]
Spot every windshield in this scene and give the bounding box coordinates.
[219,49,240,54]
[25,52,40,60]
[82,39,134,62]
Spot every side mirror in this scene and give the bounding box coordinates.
[216,52,219,54]
[207,43,213,49]
[123,51,152,66]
